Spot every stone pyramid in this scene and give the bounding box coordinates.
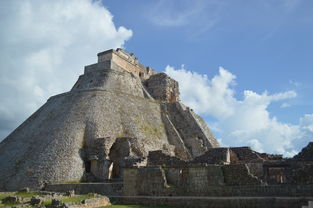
[0,49,219,191]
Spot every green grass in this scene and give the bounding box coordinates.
[15,191,44,198]
[0,193,10,201]
[0,203,19,208]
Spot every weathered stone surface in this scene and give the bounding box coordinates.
[230,147,264,162]
[0,48,219,191]
[2,196,21,204]
[30,196,43,205]
[294,142,313,161]
[192,148,230,164]
[47,199,67,208]
[222,164,262,186]
[161,102,219,157]
[18,187,30,193]
[44,182,123,196]
[110,196,313,208]
[65,190,75,197]
[144,73,180,102]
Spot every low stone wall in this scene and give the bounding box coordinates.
[44,183,123,196]
[123,166,313,197]
[110,196,313,208]
[69,197,111,208]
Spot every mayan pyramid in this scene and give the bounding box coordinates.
[0,49,219,191]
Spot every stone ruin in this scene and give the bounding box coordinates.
[0,48,313,207]
[123,143,313,197]
[0,48,218,190]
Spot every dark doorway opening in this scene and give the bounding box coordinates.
[85,160,91,173]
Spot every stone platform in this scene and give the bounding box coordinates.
[110,196,313,208]
[44,182,123,196]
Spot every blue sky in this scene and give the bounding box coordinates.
[104,0,313,123]
[104,0,313,155]
[0,0,312,156]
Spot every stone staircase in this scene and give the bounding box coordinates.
[303,201,313,208]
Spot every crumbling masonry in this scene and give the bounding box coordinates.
[1,49,313,208]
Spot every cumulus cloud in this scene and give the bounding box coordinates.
[0,0,132,139]
[165,65,311,156]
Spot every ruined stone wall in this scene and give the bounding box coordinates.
[147,150,187,167]
[222,164,262,186]
[293,142,313,161]
[160,112,192,160]
[161,102,219,158]
[285,161,313,184]
[144,73,180,103]
[246,162,264,180]
[230,147,264,162]
[123,166,313,197]
[192,148,230,164]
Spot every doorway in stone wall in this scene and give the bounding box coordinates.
[108,138,130,179]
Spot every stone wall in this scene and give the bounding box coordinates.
[161,102,219,158]
[110,196,313,208]
[294,142,313,161]
[222,164,262,185]
[285,161,313,184]
[192,148,230,164]
[230,147,263,162]
[147,150,187,167]
[144,73,180,102]
[44,183,123,196]
[160,112,192,160]
[123,166,313,197]
[123,165,264,196]
[97,49,141,77]
[72,66,145,98]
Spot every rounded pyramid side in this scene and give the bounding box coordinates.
[0,69,169,191]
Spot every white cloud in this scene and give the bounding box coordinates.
[165,65,311,156]
[0,0,132,139]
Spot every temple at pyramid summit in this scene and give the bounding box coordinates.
[0,49,313,208]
